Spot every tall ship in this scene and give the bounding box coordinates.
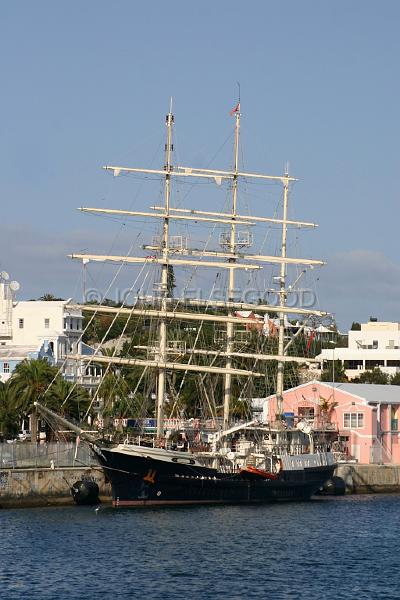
[37,100,336,506]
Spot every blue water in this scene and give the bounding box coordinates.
[1,495,399,599]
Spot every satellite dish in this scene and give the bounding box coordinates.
[1,271,10,281]
[10,281,20,292]
[296,419,312,435]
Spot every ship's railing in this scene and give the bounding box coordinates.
[281,452,335,471]
[107,417,224,432]
[0,442,98,469]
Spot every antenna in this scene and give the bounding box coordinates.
[1,271,10,281]
[236,81,241,105]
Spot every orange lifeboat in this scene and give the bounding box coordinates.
[239,465,279,480]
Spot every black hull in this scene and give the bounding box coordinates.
[96,447,336,508]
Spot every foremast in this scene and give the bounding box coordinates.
[223,104,240,430]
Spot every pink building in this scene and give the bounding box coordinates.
[265,381,400,464]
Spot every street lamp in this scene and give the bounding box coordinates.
[328,340,337,399]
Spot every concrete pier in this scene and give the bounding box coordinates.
[335,463,400,494]
[0,467,111,508]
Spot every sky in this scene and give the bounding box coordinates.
[1,0,400,330]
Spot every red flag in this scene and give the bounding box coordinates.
[306,330,316,354]
[230,102,240,116]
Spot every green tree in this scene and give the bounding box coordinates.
[321,360,348,382]
[46,378,90,421]
[8,359,60,440]
[97,372,135,419]
[352,368,389,385]
[231,397,251,419]
[0,382,19,438]
[167,265,176,298]
[38,293,64,301]
[350,322,361,330]
[390,372,400,385]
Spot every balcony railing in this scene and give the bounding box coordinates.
[270,416,338,431]
[64,374,102,386]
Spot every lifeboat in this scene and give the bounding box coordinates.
[239,465,279,480]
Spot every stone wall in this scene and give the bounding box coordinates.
[0,467,111,508]
[335,463,400,494]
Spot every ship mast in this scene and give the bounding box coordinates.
[276,170,290,415]
[69,104,325,435]
[156,100,173,439]
[223,104,240,429]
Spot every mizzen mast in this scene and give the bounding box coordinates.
[276,169,290,415]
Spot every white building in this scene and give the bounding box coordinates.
[0,274,97,384]
[9,299,83,362]
[318,321,400,379]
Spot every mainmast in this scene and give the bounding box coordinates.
[276,170,290,415]
[223,103,240,430]
[156,101,173,439]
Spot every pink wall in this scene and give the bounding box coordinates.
[267,382,381,464]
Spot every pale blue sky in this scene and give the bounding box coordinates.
[1,0,399,328]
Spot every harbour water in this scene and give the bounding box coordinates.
[1,495,399,599]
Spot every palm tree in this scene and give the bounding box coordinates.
[318,395,338,425]
[0,382,19,438]
[98,372,128,416]
[231,397,251,420]
[8,359,59,441]
[46,377,90,422]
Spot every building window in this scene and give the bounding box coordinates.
[44,318,50,329]
[387,360,400,367]
[64,318,68,329]
[343,412,364,428]
[18,318,24,329]
[3,363,9,373]
[298,407,315,420]
[365,360,384,369]
[344,360,363,370]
